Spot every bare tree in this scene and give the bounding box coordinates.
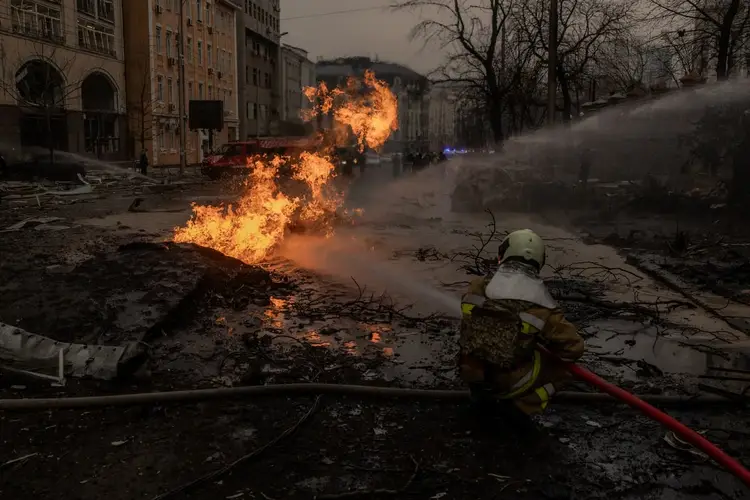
[598,35,649,92]
[644,0,750,80]
[126,58,158,157]
[0,40,84,165]
[393,0,537,143]
[515,0,636,122]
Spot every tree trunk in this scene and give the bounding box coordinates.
[558,66,572,123]
[489,98,504,144]
[716,0,741,80]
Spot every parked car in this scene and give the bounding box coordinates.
[201,136,321,180]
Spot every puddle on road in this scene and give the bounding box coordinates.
[586,319,750,390]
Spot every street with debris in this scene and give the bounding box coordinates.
[1,148,749,499]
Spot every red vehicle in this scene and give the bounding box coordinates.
[201,136,322,180]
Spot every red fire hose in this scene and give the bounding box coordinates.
[566,361,750,488]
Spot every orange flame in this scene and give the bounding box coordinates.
[174,71,397,264]
[303,69,399,152]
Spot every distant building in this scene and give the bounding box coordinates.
[122,0,241,165]
[281,44,315,130]
[0,0,128,160]
[315,57,430,152]
[236,0,282,138]
[428,86,457,151]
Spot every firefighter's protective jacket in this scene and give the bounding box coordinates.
[458,261,585,398]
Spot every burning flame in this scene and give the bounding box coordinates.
[174,70,398,264]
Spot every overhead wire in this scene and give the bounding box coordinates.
[281,5,398,21]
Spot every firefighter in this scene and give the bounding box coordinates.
[458,229,585,422]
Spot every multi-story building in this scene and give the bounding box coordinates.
[280,43,314,126]
[0,0,128,160]
[236,0,281,139]
[122,0,240,166]
[427,86,456,151]
[315,57,430,153]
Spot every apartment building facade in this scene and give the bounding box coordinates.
[0,0,128,159]
[236,0,281,139]
[427,86,456,151]
[123,0,240,166]
[280,43,314,125]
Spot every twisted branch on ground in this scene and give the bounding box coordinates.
[316,456,420,499]
[548,261,644,286]
[152,395,323,500]
[290,277,448,324]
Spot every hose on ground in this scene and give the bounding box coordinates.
[567,362,750,488]
[0,382,734,411]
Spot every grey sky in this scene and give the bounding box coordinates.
[281,0,444,74]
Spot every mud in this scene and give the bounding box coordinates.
[1,165,750,500]
[0,242,273,345]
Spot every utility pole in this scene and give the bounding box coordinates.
[178,0,187,175]
[547,0,558,126]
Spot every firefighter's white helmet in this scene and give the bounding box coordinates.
[498,229,545,270]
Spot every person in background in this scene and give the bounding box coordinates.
[392,152,402,178]
[139,149,149,176]
[458,229,585,428]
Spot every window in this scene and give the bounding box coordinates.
[196,0,202,21]
[245,65,249,83]
[198,82,204,99]
[187,37,193,62]
[188,81,193,97]
[263,72,270,88]
[156,26,162,53]
[77,19,116,56]
[77,0,114,23]
[166,30,173,57]
[205,2,211,25]
[207,43,212,66]
[252,68,257,85]
[167,0,173,10]
[77,0,95,16]
[227,51,232,73]
[11,0,63,42]
[157,75,164,101]
[167,78,173,103]
[208,85,212,99]
[97,0,114,22]
[197,40,203,64]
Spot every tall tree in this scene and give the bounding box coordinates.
[515,0,635,122]
[394,0,536,143]
[645,0,750,80]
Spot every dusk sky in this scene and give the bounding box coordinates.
[281,0,445,73]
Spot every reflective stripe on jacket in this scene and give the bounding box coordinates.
[459,276,584,395]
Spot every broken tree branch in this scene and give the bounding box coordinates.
[152,396,323,500]
[315,456,420,499]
